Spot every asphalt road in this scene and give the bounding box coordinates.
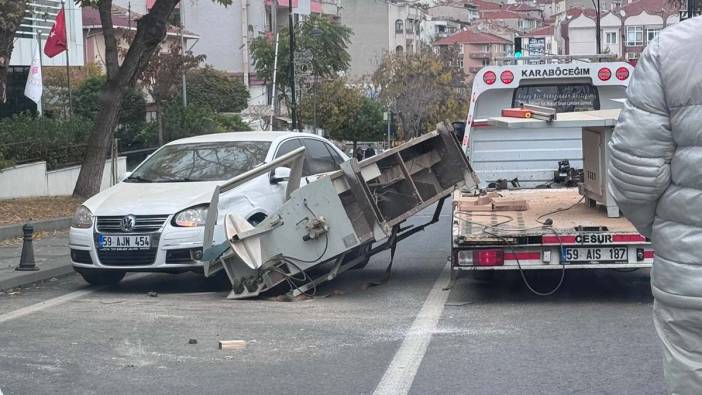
[0,205,664,395]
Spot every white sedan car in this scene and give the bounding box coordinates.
[69,131,348,285]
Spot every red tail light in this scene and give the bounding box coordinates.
[483,71,496,85]
[473,249,504,266]
[500,70,514,84]
[615,67,629,80]
[598,67,611,81]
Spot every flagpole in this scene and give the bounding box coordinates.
[62,1,73,118]
[35,30,44,116]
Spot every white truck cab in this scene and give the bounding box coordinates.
[462,57,634,187]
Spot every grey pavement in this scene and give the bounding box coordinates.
[0,233,73,291]
[0,206,665,395]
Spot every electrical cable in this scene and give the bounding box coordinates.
[536,196,586,225]
[481,226,567,296]
[453,196,590,296]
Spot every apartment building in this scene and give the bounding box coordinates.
[433,30,512,79]
[341,0,425,78]
[114,0,341,106]
[558,0,679,63]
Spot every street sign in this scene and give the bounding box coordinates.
[528,38,546,56]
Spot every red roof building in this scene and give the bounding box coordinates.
[433,30,512,79]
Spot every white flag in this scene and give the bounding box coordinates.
[295,0,311,16]
[24,45,43,104]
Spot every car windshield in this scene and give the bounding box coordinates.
[126,141,271,183]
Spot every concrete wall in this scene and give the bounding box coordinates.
[0,158,126,199]
[341,0,389,79]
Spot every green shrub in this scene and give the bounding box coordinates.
[214,113,250,132]
[186,66,249,113]
[0,113,94,170]
[74,75,146,131]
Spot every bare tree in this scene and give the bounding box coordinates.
[373,50,463,139]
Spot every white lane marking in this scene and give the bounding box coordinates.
[373,263,451,395]
[0,274,149,324]
[0,287,102,324]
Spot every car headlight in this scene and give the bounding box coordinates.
[173,205,209,227]
[72,205,94,229]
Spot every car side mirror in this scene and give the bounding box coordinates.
[270,167,291,184]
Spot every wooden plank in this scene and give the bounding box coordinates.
[219,340,247,350]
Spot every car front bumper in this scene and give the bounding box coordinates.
[68,224,220,272]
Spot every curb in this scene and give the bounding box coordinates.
[0,217,72,241]
[0,263,74,291]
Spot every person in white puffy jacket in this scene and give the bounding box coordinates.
[608,17,702,394]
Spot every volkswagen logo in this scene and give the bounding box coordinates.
[121,215,137,232]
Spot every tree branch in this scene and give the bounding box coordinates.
[98,0,119,80]
[118,0,179,88]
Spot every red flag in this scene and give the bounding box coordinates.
[44,8,67,58]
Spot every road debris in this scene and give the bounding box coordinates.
[188,339,197,345]
[218,340,246,350]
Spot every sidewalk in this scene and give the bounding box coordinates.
[0,232,73,291]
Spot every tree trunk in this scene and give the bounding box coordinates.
[0,0,30,103]
[73,0,179,198]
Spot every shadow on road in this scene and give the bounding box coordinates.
[104,272,231,295]
[450,268,653,305]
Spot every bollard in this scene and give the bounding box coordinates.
[16,223,39,271]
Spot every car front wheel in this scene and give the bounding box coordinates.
[76,269,126,286]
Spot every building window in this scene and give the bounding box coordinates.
[395,19,403,34]
[406,19,413,33]
[647,28,661,42]
[606,32,617,44]
[626,52,640,60]
[459,44,464,54]
[458,59,464,69]
[626,26,643,46]
[481,44,490,52]
[482,59,490,66]
[415,21,421,35]
[396,45,404,53]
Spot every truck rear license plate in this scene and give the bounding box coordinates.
[560,246,627,263]
[98,234,151,250]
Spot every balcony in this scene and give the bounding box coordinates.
[469,52,491,59]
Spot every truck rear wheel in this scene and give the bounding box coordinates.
[76,269,125,286]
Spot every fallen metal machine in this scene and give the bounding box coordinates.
[201,128,479,299]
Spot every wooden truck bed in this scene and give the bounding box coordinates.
[453,188,638,245]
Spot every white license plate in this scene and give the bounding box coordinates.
[561,246,628,263]
[98,234,151,250]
